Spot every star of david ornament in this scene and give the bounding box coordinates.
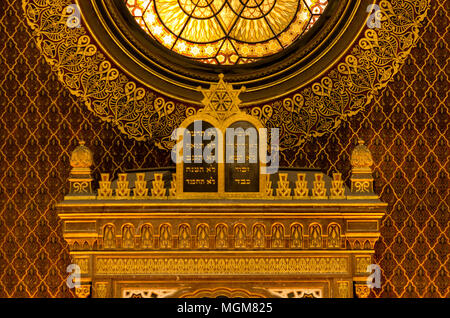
[198,74,246,122]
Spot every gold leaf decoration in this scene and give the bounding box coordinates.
[23,0,429,152]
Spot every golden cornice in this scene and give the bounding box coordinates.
[69,250,375,255]
[56,201,388,207]
[58,212,386,220]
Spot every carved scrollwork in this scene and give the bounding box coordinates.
[72,181,89,193]
[354,181,371,193]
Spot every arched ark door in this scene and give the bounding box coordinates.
[225,121,259,193]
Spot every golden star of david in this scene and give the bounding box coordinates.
[198,74,245,122]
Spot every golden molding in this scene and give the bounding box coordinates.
[95,256,348,275]
[23,0,429,152]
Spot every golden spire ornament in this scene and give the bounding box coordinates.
[349,139,378,198]
[66,140,95,199]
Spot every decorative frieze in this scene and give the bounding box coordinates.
[95,256,349,275]
[122,289,178,298]
[95,221,346,251]
[66,141,95,200]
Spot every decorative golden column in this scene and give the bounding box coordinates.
[349,139,378,298]
[66,140,95,200]
[349,139,377,199]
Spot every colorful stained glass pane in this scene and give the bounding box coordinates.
[126,0,328,65]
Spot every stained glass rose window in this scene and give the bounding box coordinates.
[126,0,328,65]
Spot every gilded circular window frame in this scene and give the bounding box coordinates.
[23,0,429,151]
[79,0,360,105]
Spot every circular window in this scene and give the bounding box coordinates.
[125,0,328,65]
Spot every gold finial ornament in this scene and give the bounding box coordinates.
[350,139,374,171]
[349,139,378,199]
[70,140,94,168]
[66,140,95,199]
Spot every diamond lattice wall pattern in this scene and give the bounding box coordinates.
[0,0,448,297]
